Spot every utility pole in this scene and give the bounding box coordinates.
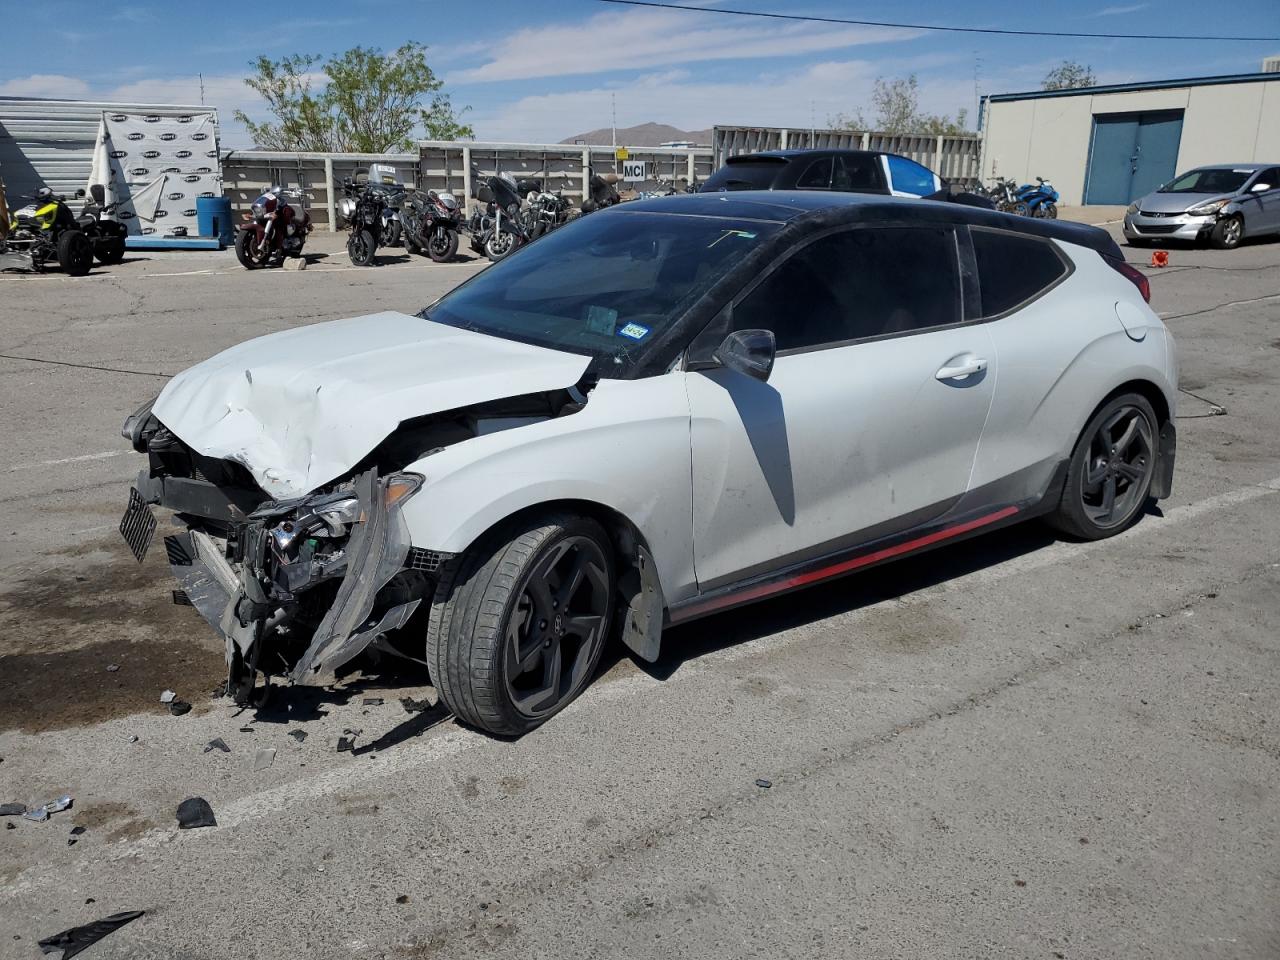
[199,73,206,106]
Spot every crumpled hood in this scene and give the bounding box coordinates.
[153,311,591,498]
[1139,191,1231,214]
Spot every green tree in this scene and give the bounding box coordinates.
[829,75,968,135]
[1042,60,1096,91]
[235,42,473,152]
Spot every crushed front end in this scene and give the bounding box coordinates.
[119,400,443,703]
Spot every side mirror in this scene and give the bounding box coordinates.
[714,329,776,382]
[75,188,86,199]
[90,184,105,205]
[1250,181,1270,193]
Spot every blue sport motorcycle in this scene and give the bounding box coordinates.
[1011,177,1059,219]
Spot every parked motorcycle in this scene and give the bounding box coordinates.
[339,177,399,266]
[1012,177,1059,218]
[3,184,127,275]
[380,204,403,247]
[234,186,312,269]
[581,165,621,213]
[976,177,1020,212]
[521,178,574,239]
[467,173,532,262]
[401,188,463,262]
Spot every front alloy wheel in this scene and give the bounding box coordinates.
[1049,393,1157,540]
[426,514,615,736]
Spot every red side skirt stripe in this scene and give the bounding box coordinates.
[683,505,1020,618]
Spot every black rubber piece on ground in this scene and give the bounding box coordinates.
[38,910,144,959]
[176,797,216,829]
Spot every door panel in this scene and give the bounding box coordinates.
[1085,111,1184,205]
[685,326,996,589]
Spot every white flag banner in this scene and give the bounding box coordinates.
[92,110,221,237]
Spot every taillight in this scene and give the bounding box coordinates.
[1104,255,1150,303]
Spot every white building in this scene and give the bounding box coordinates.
[979,72,1280,206]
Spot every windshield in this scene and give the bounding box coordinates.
[701,160,785,192]
[421,209,779,376]
[1159,168,1252,194]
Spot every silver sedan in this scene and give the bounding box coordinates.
[1124,163,1280,249]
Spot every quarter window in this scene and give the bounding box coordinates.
[733,227,961,352]
[794,157,833,189]
[971,228,1069,318]
[885,155,938,196]
[832,154,884,192]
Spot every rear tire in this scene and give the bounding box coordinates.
[384,219,402,247]
[1209,215,1243,250]
[426,513,616,736]
[1047,393,1158,541]
[56,230,92,276]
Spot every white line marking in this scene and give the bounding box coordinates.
[13,472,1276,875]
[8,450,128,471]
[138,269,216,278]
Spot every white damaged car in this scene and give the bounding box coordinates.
[120,192,1177,735]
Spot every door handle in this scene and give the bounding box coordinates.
[936,355,987,381]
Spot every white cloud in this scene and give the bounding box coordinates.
[1089,3,1149,15]
[476,60,884,142]
[0,74,92,99]
[448,7,917,83]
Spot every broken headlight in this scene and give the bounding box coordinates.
[267,473,422,554]
[121,396,160,451]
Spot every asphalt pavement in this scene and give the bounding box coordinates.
[0,226,1277,960]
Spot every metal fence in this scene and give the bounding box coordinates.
[712,125,982,185]
[417,140,716,204]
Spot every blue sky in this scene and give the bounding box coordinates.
[2,0,1277,145]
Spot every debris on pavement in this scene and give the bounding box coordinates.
[124,734,139,743]
[396,895,410,904]
[22,795,73,822]
[400,696,432,714]
[159,690,176,703]
[254,748,276,771]
[176,797,217,830]
[288,730,308,743]
[168,700,192,716]
[203,738,231,754]
[5,822,14,830]
[239,726,255,733]
[0,802,26,816]
[68,826,86,846]
[755,779,773,789]
[337,736,355,753]
[38,909,144,959]
[362,697,384,706]
[105,664,120,673]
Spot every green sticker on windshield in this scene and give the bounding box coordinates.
[708,229,757,248]
[585,305,618,335]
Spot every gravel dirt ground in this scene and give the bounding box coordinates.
[0,224,1277,960]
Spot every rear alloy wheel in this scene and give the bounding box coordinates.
[56,229,92,276]
[426,514,615,736]
[1210,215,1243,250]
[1049,393,1158,540]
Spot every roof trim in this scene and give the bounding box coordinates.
[984,71,1279,104]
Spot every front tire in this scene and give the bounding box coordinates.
[347,228,376,266]
[234,228,268,269]
[426,228,459,263]
[1209,215,1243,250]
[426,514,616,736]
[484,230,519,262]
[56,230,92,276]
[95,237,126,265]
[1048,393,1158,540]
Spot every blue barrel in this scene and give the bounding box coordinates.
[196,195,235,246]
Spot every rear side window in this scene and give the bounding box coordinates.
[971,228,1069,318]
[833,154,884,192]
[886,155,938,196]
[733,226,961,351]
[795,157,833,189]
[700,160,784,191]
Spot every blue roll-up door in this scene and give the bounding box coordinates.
[1084,110,1184,205]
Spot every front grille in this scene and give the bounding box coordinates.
[1135,224,1180,235]
[1139,210,1180,218]
[406,547,453,574]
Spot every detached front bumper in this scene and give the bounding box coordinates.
[124,462,435,699]
[1123,211,1214,242]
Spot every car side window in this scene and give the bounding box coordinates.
[1256,168,1280,191]
[971,228,1069,318]
[732,226,961,352]
[794,157,833,190]
[885,155,937,196]
[832,154,883,192]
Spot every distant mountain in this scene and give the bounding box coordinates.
[559,122,712,147]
